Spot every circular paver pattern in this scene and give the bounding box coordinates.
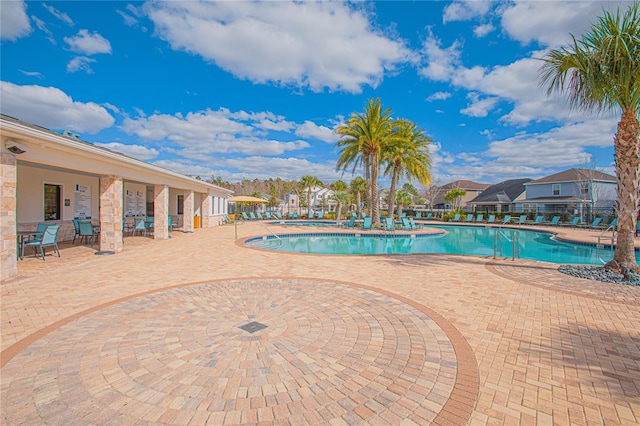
[1,279,461,425]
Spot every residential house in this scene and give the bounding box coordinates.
[469,178,532,213]
[430,180,491,210]
[516,168,616,219]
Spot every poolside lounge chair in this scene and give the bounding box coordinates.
[409,217,422,230]
[501,215,512,225]
[416,212,422,219]
[385,217,396,233]
[529,215,544,225]
[308,211,315,219]
[401,217,412,230]
[560,217,581,227]
[464,214,473,222]
[581,217,602,230]
[545,216,560,226]
[21,224,60,260]
[475,214,484,222]
[249,212,257,220]
[604,218,617,230]
[341,215,356,229]
[516,215,527,225]
[276,212,283,219]
[264,212,272,219]
[362,216,372,230]
[425,213,433,220]
[486,215,496,224]
[450,213,460,222]
[241,212,250,220]
[317,211,324,219]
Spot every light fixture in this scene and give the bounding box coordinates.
[5,140,27,154]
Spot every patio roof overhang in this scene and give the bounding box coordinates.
[1,115,233,195]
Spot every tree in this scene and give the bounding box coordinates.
[331,190,352,224]
[395,190,413,217]
[336,98,395,226]
[539,2,640,273]
[382,119,432,219]
[444,189,466,211]
[299,175,323,213]
[349,176,367,218]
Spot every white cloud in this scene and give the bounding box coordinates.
[121,109,311,156]
[67,56,96,74]
[426,91,452,102]
[145,1,411,93]
[64,29,112,55]
[19,70,43,78]
[294,121,337,143]
[460,93,499,118]
[443,0,492,23]
[43,3,74,26]
[0,81,115,133]
[0,0,31,41]
[95,142,159,161]
[473,23,494,38]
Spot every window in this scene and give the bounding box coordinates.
[44,184,61,220]
[580,182,590,195]
[177,195,184,215]
[552,184,560,196]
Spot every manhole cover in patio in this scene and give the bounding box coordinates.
[239,320,267,333]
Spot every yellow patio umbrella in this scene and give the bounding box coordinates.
[227,195,268,203]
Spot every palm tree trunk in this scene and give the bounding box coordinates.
[365,156,372,218]
[387,163,399,219]
[371,154,380,226]
[356,192,362,218]
[605,108,640,273]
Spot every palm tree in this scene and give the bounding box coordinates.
[336,98,395,226]
[331,190,352,224]
[299,175,323,214]
[382,119,432,219]
[539,2,640,273]
[395,189,414,218]
[349,176,367,218]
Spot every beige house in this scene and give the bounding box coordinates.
[1,114,233,281]
[430,180,490,210]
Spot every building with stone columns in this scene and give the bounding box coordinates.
[1,114,233,281]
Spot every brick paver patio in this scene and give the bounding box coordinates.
[1,221,639,424]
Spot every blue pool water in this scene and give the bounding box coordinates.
[246,225,639,265]
[268,221,338,227]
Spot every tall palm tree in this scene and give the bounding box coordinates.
[539,2,640,273]
[299,175,323,214]
[382,119,432,219]
[349,176,367,218]
[335,98,395,226]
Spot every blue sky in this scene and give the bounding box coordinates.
[1,1,631,188]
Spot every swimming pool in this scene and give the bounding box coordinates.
[268,221,338,227]
[246,225,639,265]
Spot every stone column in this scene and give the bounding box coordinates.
[153,184,169,240]
[183,190,194,233]
[201,191,213,228]
[1,152,17,281]
[99,175,124,253]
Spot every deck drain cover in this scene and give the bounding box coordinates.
[239,321,267,333]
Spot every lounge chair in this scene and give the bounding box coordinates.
[21,225,60,260]
[529,215,544,225]
[308,211,315,219]
[475,214,484,222]
[409,217,422,230]
[450,213,460,222]
[341,215,356,229]
[560,217,581,227]
[264,212,272,219]
[242,212,250,220]
[464,214,473,222]
[276,212,283,219]
[257,212,264,220]
[317,211,324,219]
[401,217,412,230]
[581,217,602,230]
[516,215,527,225]
[486,215,496,224]
[362,216,372,230]
[425,213,433,220]
[545,216,560,226]
[249,212,257,220]
[605,218,617,230]
[385,217,396,233]
[415,212,422,219]
[501,215,512,225]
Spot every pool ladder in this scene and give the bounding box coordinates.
[494,229,520,260]
[596,224,616,251]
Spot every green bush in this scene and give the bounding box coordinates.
[442,210,462,222]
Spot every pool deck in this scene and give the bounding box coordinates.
[2,221,639,425]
